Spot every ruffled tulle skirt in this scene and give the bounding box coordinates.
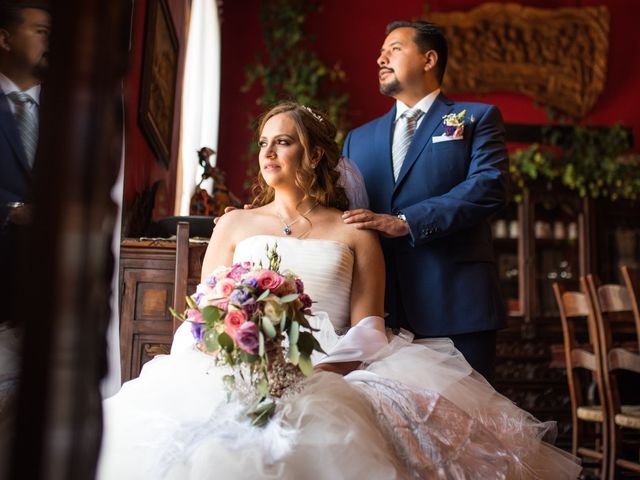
[97,320,581,479]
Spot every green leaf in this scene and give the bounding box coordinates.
[279,311,287,331]
[247,398,276,427]
[298,354,313,377]
[202,306,222,324]
[222,374,235,389]
[256,289,271,301]
[241,351,259,364]
[203,330,219,352]
[186,296,198,309]
[259,331,265,356]
[168,307,185,321]
[288,343,300,365]
[297,331,316,356]
[261,317,276,338]
[280,293,299,303]
[218,331,234,353]
[311,334,326,354]
[289,320,299,345]
[257,378,268,397]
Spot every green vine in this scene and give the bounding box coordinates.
[241,0,349,194]
[510,124,639,202]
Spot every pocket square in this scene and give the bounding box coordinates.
[432,134,464,144]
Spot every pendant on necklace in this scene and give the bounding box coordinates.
[283,226,292,236]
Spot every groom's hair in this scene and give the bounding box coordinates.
[0,0,50,30]
[386,20,448,84]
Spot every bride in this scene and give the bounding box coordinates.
[98,102,581,479]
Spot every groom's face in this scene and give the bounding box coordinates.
[377,27,428,98]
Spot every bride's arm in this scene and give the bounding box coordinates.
[200,210,239,282]
[315,229,387,375]
[349,229,385,324]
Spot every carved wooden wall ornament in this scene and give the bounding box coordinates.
[424,3,609,118]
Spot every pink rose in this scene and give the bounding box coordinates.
[224,309,247,339]
[186,308,203,323]
[214,300,229,312]
[215,278,236,297]
[256,270,284,291]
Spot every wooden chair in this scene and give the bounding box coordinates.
[553,281,609,478]
[585,273,640,480]
[621,266,640,347]
[173,221,208,333]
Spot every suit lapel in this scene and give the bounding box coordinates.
[393,94,454,193]
[0,91,31,174]
[373,105,396,193]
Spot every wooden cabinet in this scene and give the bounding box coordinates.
[492,189,639,448]
[119,240,177,382]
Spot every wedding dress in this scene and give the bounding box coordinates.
[98,235,581,479]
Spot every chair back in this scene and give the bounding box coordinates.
[621,266,640,347]
[173,222,207,333]
[553,280,609,472]
[585,273,640,479]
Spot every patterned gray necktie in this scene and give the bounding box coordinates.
[392,107,424,181]
[8,91,39,167]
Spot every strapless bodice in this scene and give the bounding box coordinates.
[233,235,354,330]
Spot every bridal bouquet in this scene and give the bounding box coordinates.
[170,243,324,425]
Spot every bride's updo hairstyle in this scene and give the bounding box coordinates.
[251,102,350,211]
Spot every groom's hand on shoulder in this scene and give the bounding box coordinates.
[213,204,253,225]
[342,209,409,238]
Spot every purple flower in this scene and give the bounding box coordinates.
[295,278,304,294]
[443,124,457,136]
[227,262,252,281]
[230,287,254,306]
[236,321,259,354]
[241,277,258,289]
[191,322,205,342]
[242,302,258,317]
[299,293,313,311]
[205,274,217,288]
[193,292,204,307]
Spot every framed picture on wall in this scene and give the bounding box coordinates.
[139,0,178,169]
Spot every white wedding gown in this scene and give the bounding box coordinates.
[98,235,581,479]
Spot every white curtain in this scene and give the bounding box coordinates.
[101,97,125,398]
[177,0,221,215]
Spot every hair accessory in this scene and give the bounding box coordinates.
[276,202,319,236]
[302,106,324,123]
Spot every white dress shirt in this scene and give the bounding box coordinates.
[393,88,441,130]
[0,72,41,117]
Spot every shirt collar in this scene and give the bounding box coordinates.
[0,72,41,105]
[394,88,441,121]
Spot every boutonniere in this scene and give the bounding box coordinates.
[441,109,467,138]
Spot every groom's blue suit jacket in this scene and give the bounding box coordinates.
[343,94,508,337]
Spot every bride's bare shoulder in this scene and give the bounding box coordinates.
[322,208,379,250]
[213,207,265,237]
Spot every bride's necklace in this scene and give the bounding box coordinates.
[276,202,319,236]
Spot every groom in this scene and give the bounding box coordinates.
[342,20,508,382]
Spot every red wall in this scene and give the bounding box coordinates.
[124,0,187,219]
[218,0,640,200]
